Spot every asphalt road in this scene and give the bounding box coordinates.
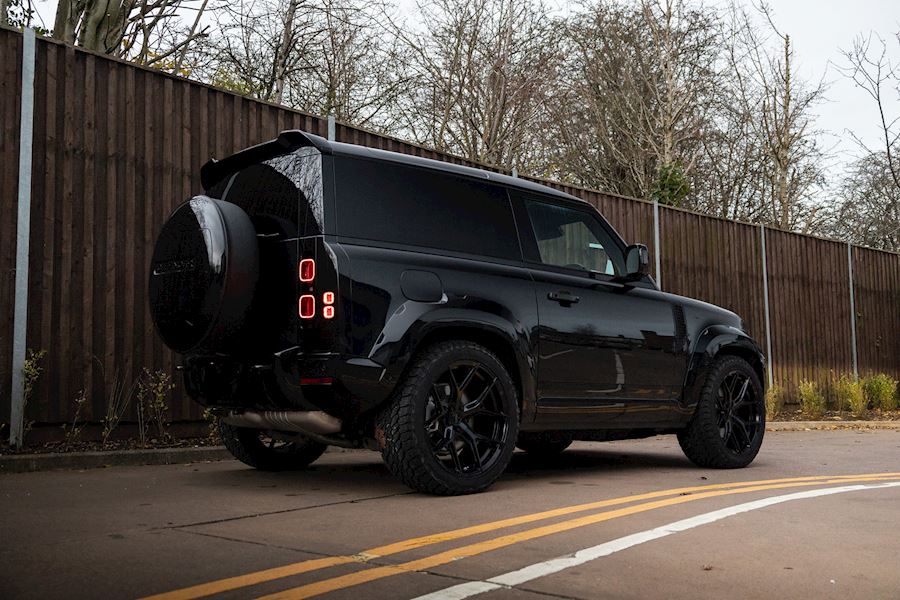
[2,430,899,600]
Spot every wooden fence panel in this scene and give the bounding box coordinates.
[853,246,900,377]
[659,209,766,347]
[765,230,855,395]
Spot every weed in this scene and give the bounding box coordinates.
[863,374,898,412]
[765,385,783,418]
[797,380,825,419]
[137,368,174,443]
[62,390,88,448]
[834,374,867,418]
[21,349,47,441]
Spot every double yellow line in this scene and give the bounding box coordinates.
[145,472,900,600]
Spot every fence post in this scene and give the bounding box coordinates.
[759,224,774,389]
[10,28,36,449]
[327,113,335,142]
[652,199,661,289]
[847,242,859,380]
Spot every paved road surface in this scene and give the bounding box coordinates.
[2,430,899,599]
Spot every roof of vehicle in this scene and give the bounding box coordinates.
[200,130,588,206]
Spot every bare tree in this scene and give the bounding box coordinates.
[831,151,900,251]
[840,32,900,194]
[283,0,407,130]
[393,0,560,168]
[730,4,829,232]
[51,0,210,66]
[548,0,719,204]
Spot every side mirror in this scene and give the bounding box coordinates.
[625,244,650,279]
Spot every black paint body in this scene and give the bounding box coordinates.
[154,131,765,442]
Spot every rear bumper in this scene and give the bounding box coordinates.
[182,348,390,419]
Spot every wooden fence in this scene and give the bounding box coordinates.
[1,27,898,435]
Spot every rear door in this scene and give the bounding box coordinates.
[511,192,686,426]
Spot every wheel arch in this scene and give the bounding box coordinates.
[682,325,767,410]
[394,321,536,424]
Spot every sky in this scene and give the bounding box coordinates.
[29,0,900,181]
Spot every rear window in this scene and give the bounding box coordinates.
[334,157,521,260]
[207,146,324,238]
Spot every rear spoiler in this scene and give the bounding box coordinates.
[200,130,332,190]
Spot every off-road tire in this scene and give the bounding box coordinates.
[376,341,519,495]
[218,421,327,471]
[677,355,765,469]
[516,431,573,456]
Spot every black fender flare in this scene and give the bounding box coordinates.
[372,306,538,424]
[681,325,766,411]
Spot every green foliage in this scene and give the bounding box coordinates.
[137,368,175,444]
[797,380,825,419]
[863,373,898,411]
[651,163,691,207]
[765,384,782,418]
[834,374,867,418]
[21,349,47,440]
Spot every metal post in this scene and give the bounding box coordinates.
[847,242,859,380]
[10,28,36,449]
[511,167,518,178]
[327,113,335,142]
[759,225,774,388]
[652,199,661,289]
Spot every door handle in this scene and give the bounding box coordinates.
[548,291,580,305]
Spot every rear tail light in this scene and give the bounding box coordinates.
[298,294,315,319]
[299,258,315,282]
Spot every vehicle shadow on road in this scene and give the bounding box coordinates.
[185,445,696,497]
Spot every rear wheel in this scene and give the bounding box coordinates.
[677,355,765,469]
[516,431,573,456]
[218,421,327,471]
[377,341,519,495]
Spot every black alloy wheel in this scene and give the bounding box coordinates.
[715,371,762,454]
[378,341,519,495]
[677,355,765,469]
[424,360,510,475]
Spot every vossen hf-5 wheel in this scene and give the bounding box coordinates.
[377,341,519,495]
[677,355,765,469]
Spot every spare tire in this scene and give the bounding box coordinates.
[149,196,259,353]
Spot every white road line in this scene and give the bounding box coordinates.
[413,481,900,600]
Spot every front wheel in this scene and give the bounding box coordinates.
[677,355,765,469]
[218,421,327,471]
[377,341,520,495]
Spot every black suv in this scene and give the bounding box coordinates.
[149,130,766,495]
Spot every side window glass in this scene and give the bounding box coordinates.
[524,200,623,276]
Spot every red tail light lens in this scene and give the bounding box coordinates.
[323,291,335,305]
[298,294,315,319]
[323,306,335,319]
[299,258,316,282]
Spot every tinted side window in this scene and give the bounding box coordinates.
[334,158,520,260]
[523,199,624,276]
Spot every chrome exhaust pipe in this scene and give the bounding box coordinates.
[221,410,342,435]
